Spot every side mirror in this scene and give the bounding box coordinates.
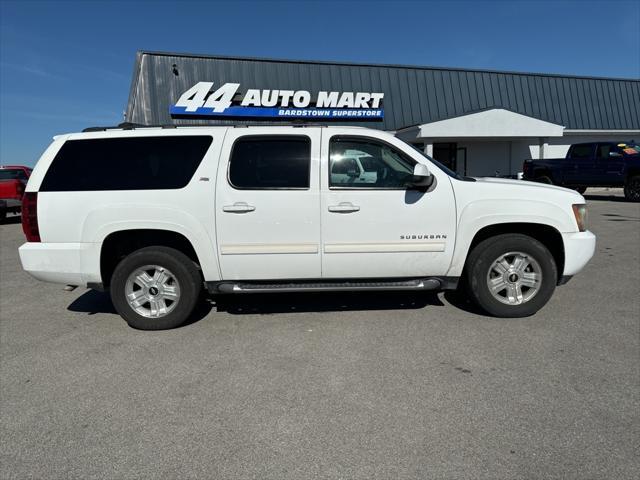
[609,152,623,158]
[408,163,434,188]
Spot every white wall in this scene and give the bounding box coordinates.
[423,133,639,178]
[452,140,535,177]
[456,141,510,177]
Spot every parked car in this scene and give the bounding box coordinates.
[19,125,595,329]
[0,165,31,221]
[522,141,640,201]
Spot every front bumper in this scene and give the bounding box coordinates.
[561,230,596,276]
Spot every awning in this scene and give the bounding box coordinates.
[396,108,565,141]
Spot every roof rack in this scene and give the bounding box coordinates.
[232,122,328,128]
[82,122,330,132]
[82,122,178,132]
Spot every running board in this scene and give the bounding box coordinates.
[209,278,443,294]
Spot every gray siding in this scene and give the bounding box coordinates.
[126,51,640,131]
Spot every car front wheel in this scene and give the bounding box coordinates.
[624,175,640,202]
[110,246,203,330]
[464,234,557,317]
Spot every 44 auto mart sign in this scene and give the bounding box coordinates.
[170,81,384,119]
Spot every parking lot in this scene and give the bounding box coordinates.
[1,190,638,479]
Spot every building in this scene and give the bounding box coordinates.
[125,51,640,177]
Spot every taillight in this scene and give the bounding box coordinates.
[15,182,25,198]
[21,192,40,242]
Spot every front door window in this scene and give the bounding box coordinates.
[329,138,415,189]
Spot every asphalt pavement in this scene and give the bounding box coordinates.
[1,189,639,479]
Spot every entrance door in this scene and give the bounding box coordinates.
[433,142,457,171]
[215,127,321,280]
[321,133,457,279]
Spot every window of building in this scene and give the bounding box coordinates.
[40,136,212,191]
[229,136,310,189]
[329,137,416,188]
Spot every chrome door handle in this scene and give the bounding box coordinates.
[223,202,255,213]
[328,202,360,213]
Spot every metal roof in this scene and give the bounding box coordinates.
[126,51,640,131]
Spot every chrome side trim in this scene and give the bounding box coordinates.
[324,242,445,253]
[220,243,319,255]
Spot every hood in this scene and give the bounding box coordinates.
[459,176,587,208]
[473,176,578,194]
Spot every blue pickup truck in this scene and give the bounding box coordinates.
[522,142,640,201]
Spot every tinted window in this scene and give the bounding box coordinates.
[0,169,28,181]
[330,137,415,188]
[570,144,594,159]
[229,136,310,189]
[596,144,611,158]
[40,136,212,191]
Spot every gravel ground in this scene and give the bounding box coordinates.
[1,190,639,479]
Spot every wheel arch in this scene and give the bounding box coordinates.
[465,223,564,282]
[625,167,640,181]
[532,168,554,183]
[99,228,217,288]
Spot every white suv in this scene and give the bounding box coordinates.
[19,125,595,329]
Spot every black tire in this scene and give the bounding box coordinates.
[110,246,203,330]
[0,208,6,223]
[535,176,553,185]
[464,234,557,318]
[624,175,640,202]
[574,187,587,194]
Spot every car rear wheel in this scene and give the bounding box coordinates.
[535,176,553,185]
[464,234,557,318]
[110,246,203,330]
[624,175,640,202]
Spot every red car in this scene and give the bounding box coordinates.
[0,165,32,222]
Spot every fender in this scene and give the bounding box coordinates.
[446,198,575,277]
[79,204,221,284]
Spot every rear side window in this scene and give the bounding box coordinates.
[570,144,594,159]
[40,136,212,191]
[229,136,310,189]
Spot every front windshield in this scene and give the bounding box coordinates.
[618,144,640,155]
[402,141,468,181]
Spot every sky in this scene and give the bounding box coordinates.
[1,0,639,166]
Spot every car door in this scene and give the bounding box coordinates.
[563,143,597,185]
[320,131,457,279]
[215,127,321,280]
[596,143,626,185]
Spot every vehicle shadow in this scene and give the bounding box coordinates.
[213,290,445,315]
[442,290,487,316]
[0,214,22,225]
[67,289,213,327]
[584,194,629,203]
[67,288,451,324]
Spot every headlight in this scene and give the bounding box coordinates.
[572,204,587,232]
